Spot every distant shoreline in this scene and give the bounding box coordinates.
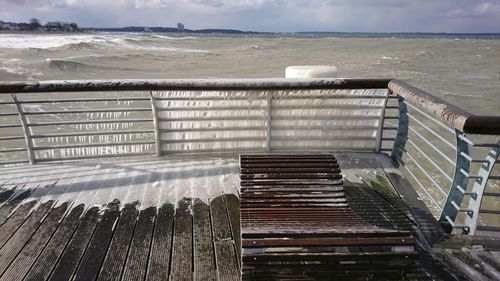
[1,29,499,39]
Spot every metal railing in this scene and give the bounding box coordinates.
[387,80,500,236]
[0,78,499,236]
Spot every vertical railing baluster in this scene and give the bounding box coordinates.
[390,96,408,165]
[439,130,470,233]
[464,142,499,235]
[11,93,35,164]
[266,93,272,152]
[149,91,161,156]
[375,89,390,153]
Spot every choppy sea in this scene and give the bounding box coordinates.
[0,32,499,114]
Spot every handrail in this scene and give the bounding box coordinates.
[389,80,500,135]
[0,78,390,93]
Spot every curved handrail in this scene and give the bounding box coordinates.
[389,80,500,135]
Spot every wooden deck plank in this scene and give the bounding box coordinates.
[192,198,216,281]
[0,189,34,226]
[0,202,68,281]
[97,202,139,281]
[0,200,54,273]
[48,206,100,281]
[121,206,156,281]
[23,204,85,281]
[214,240,240,281]
[72,200,121,281]
[224,194,241,269]
[0,200,38,247]
[146,203,174,281]
[169,198,193,281]
[210,196,232,241]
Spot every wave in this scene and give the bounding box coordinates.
[0,59,43,78]
[0,34,207,53]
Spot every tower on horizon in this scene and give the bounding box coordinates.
[177,23,184,31]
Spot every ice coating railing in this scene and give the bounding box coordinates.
[0,78,499,236]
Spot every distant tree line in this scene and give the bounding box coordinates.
[0,18,82,32]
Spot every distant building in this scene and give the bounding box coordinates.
[177,23,184,31]
[45,21,72,32]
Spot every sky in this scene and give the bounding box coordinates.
[1,0,500,33]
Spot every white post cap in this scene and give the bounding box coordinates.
[285,65,338,78]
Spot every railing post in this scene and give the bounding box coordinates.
[149,91,161,156]
[464,142,499,235]
[266,93,272,152]
[438,130,470,234]
[390,96,408,165]
[10,93,36,164]
[374,89,390,153]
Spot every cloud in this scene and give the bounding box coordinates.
[2,0,500,32]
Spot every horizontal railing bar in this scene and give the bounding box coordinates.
[381,138,396,141]
[272,125,379,131]
[160,126,264,132]
[472,143,500,148]
[35,152,156,162]
[385,106,399,109]
[451,201,473,213]
[273,115,382,120]
[382,127,398,130]
[406,139,453,182]
[479,209,500,215]
[12,97,150,103]
[459,169,482,180]
[0,124,22,129]
[456,185,477,196]
[272,104,385,110]
[161,148,265,154]
[33,141,156,150]
[152,94,390,101]
[459,151,472,162]
[270,146,374,151]
[159,115,382,122]
[0,112,18,117]
[476,226,500,232]
[27,119,154,126]
[400,160,443,211]
[408,127,455,166]
[405,151,448,196]
[159,116,265,122]
[489,176,500,180]
[23,108,152,115]
[0,159,30,165]
[0,136,25,141]
[0,78,391,93]
[379,148,393,152]
[272,136,376,141]
[407,113,456,150]
[383,116,399,120]
[403,100,455,135]
[156,106,267,111]
[31,130,155,138]
[458,134,474,146]
[483,192,500,197]
[162,137,265,144]
[0,148,27,153]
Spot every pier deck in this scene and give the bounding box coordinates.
[0,153,499,280]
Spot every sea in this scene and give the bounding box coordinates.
[0,32,499,114]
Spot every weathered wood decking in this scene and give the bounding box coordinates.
[0,153,499,280]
